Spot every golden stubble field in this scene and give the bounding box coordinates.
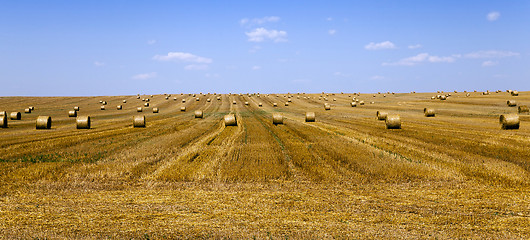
[0,91,529,239]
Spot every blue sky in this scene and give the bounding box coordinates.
[1,1,529,96]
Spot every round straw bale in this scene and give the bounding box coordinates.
[217,96,221,100]
[351,102,357,107]
[29,106,35,110]
[511,91,519,96]
[74,106,80,111]
[440,95,447,100]
[137,107,142,112]
[195,110,203,118]
[272,113,284,125]
[288,98,292,102]
[0,116,6,128]
[359,101,365,105]
[137,96,141,99]
[431,96,436,100]
[117,105,123,110]
[180,106,186,112]
[25,108,31,113]
[123,100,127,103]
[207,98,211,102]
[466,93,470,97]
[224,114,237,126]
[146,99,150,102]
[152,107,159,113]
[165,96,169,100]
[144,102,149,107]
[258,103,263,107]
[196,98,200,101]
[424,108,435,117]
[385,115,401,129]
[305,112,315,122]
[376,111,388,120]
[36,116,51,129]
[518,105,529,113]
[273,103,278,107]
[0,111,6,116]
[245,102,249,105]
[68,110,77,117]
[333,98,337,101]
[99,100,103,103]
[507,100,517,107]
[182,99,186,103]
[100,106,106,110]
[233,101,237,104]
[76,116,91,129]
[102,101,107,105]
[324,103,331,110]
[173,97,177,101]
[150,95,154,98]
[133,115,146,128]
[482,92,489,95]
[285,102,289,106]
[500,114,519,130]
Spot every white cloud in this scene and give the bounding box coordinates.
[240,16,280,26]
[147,39,156,45]
[371,75,385,80]
[482,61,498,67]
[463,50,519,59]
[487,11,500,21]
[408,44,422,49]
[328,29,337,35]
[365,41,396,50]
[246,28,287,42]
[132,72,157,80]
[153,52,213,63]
[252,65,261,70]
[383,53,456,66]
[94,61,105,67]
[184,64,209,71]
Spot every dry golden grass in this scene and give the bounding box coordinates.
[0,91,529,239]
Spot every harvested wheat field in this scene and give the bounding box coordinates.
[0,91,529,239]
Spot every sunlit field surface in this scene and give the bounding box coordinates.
[1,91,529,239]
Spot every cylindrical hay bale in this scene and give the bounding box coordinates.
[101,105,106,110]
[507,100,517,107]
[137,107,143,112]
[500,114,519,130]
[216,96,221,100]
[424,108,435,117]
[518,105,529,113]
[117,105,123,110]
[182,99,186,103]
[359,101,365,105]
[144,102,149,107]
[9,112,21,120]
[153,107,159,113]
[29,106,35,111]
[0,111,6,116]
[194,110,203,118]
[25,108,32,113]
[137,96,141,99]
[99,100,103,103]
[123,100,127,103]
[288,98,292,102]
[351,102,357,107]
[376,111,388,120]
[305,112,315,122]
[146,98,150,102]
[173,97,177,101]
[385,115,401,129]
[68,110,77,117]
[324,103,331,110]
[207,98,211,102]
[258,103,263,107]
[0,116,6,128]
[224,114,237,126]
[245,102,249,105]
[440,95,447,100]
[273,103,278,107]
[36,116,51,129]
[233,101,237,104]
[76,116,91,129]
[165,96,169,100]
[196,98,200,101]
[150,95,154,98]
[285,102,289,106]
[133,115,146,128]
[180,106,186,112]
[74,106,80,111]
[466,93,470,97]
[272,113,284,125]
[511,91,519,96]
[102,101,107,105]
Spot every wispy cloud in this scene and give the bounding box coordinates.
[252,65,261,70]
[408,44,422,49]
[487,11,500,21]
[328,29,337,35]
[365,41,396,50]
[383,53,456,66]
[147,39,156,45]
[94,61,105,67]
[463,50,519,59]
[184,64,209,71]
[246,28,287,42]
[482,61,498,67]
[132,72,157,80]
[240,16,280,26]
[153,52,212,63]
